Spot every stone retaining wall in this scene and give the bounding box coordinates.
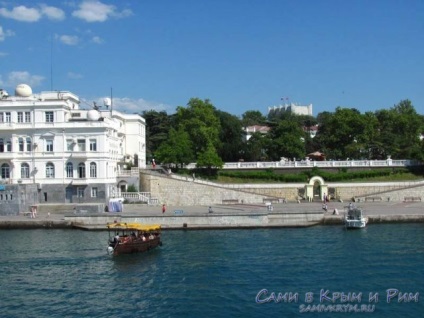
[66,211,324,228]
[140,173,424,206]
[141,174,274,206]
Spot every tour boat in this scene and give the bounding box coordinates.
[344,205,368,229]
[107,222,162,255]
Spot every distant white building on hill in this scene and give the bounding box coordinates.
[0,84,146,214]
[243,125,271,141]
[268,103,313,117]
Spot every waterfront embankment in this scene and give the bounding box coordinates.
[1,201,424,229]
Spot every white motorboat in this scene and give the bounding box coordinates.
[344,205,368,229]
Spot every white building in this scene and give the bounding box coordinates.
[243,125,271,141]
[268,103,313,116]
[0,84,146,213]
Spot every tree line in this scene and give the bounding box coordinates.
[141,98,424,169]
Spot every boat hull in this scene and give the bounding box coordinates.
[345,217,368,229]
[109,237,162,256]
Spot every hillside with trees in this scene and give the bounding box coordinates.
[143,99,424,170]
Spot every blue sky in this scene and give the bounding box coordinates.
[0,0,423,116]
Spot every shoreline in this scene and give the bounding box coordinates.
[1,201,424,230]
[1,215,423,230]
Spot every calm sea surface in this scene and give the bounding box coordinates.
[0,224,423,318]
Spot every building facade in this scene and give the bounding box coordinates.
[0,84,146,214]
[268,103,313,116]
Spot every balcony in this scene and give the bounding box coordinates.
[71,179,88,185]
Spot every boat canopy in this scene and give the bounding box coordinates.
[347,208,363,218]
[107,222,161,231]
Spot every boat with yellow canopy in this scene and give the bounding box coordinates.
[107,222,162,255]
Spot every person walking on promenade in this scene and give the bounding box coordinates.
[162,204,166,214]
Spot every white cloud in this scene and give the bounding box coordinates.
[94,97,171,113]
[40,5,65,21]
[0,26,15,41]
[72,0,132,22]
[0,52,8,57]
[91,36,104,44]
[0,4,65,22]
[67,72,83,79]
[0,5,41,22]
[3,71,44,88]
[59,35,79,46]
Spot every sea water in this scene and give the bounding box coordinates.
[0,224,423,318]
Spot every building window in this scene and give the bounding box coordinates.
[89,139,97,151]
[0,138,3,152]
[66,162,73,178]
[90,162,97,178]
[18,112,31,123]
[1,163,10,179]
[78,162,85,178]
[26,137,32,151]
[18,112,23,123]
[46,162,55,178]
[6,140,11,152]
[0,112,11,123]
[25,112,31,123]
[77,139,86,151]
[45,111,54,123]
[91,187,98,198]
[77,187,84,198]
[21,163,30,179]
[46,140,53,152]
[66,139,74,151]
[19,137,24,152]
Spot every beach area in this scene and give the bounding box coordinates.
[1,200,423,230]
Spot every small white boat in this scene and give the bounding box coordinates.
[344,205,368,229]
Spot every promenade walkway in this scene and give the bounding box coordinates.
[1,201,423,229]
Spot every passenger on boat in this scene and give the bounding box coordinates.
[114,232,120,243]
[142,235,147,241]
[149,234,154,240]
[333,208,339,215]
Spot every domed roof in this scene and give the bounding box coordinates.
[15,84,32,97]
[87,109,100,121]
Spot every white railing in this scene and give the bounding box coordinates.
[185,159,420,170]
[120,191,152,203]
[117,159,420,174]
[117,167,140,177]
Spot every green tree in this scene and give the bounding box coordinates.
[155,127,194,168]
[196,142,224,174]
[244,132,272,161]
[268,120,305,160]
[375,100,423,159]
[241,110,267,127]
[315,107,369,160]
[176,98,222,166]
[215,110,244,162]
[142,110,173,161]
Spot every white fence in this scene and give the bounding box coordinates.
[185,159,420,170]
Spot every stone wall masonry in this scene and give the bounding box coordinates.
[141,173,424,205]
[66,211,324,229]
[332,182,424,202]
[144,174,273,206]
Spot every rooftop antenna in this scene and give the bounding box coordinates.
[110,87,113,116]
[50,34,53,90]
